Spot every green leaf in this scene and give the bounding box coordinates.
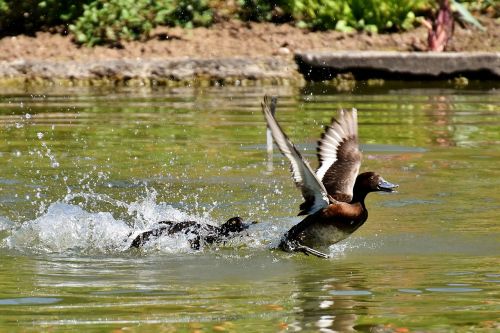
[364,24,378,33]
[335,20,355,33]
[451,0,486,31]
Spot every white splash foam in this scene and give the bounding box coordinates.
[133,231,195,254]
[4,202,131,254]
[2,188,366,257]
[0,217,14,231]
[2,190,258,255]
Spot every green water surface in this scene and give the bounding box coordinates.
[0,82,499,332]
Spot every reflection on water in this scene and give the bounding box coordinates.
[0,83,499,332]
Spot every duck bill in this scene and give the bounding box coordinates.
[242,221,258,229]
[239,220,259,230]
[377,178,398,192]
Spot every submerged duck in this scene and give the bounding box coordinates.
[261,96,398,258]
[129,217,254,250]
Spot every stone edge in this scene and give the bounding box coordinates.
[295,51,500,81]
[1,52,499,87]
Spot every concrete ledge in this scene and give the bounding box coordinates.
[2,52,499,86]
[295,51,500,80]
[0,57,299,86]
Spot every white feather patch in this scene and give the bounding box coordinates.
[316,108,358,181]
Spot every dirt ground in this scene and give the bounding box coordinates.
[0,17,498,63]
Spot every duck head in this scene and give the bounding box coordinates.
[353,172,398,201]
[220,217,256,237]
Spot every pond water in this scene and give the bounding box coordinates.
[0,82,498,332]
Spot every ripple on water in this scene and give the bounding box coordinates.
[381,198,442,208]
[447,283,471,286]
[398,288,423,294]
[0,297,62,305]
[329,290,373,296]
[425,287,483,293]
[484,273,500,283]
[445,271,475,276]
[90,289,189,296]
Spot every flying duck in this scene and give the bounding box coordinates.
[261,95,398,258]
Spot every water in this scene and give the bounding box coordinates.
[0,82,499,332]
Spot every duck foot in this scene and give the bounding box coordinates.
[280,240,330,259]
[295,244,330,259]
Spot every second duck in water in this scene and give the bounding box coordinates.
[129,217,255,250]
[261,96,398,258]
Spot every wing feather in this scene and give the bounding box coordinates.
[261,95,329,215]
[316,109,362,203]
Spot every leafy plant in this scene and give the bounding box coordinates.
[70,0,213,46]
[348,0,427,32]
[452,0,486,30]
[422,0,486,51]
[290,0,352,30]
[0,1,8,13]
[69,0,156,46]
[156,0,213,28]
[458,0,499,17]
[238,0,282,22]
[0,0,90,36]
[237,0,430,33]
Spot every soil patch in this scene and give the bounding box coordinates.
[0,18,498,62]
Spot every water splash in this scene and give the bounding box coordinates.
[37,132,60,169]
[0,183,381,258]
[0,217,13,232]
[3,202,131,254]
[2,189,273,255]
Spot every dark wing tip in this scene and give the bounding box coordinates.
[298,201,311,216]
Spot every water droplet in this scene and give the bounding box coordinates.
[37,132,44,139]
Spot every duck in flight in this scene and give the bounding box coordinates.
[261,96,398,258]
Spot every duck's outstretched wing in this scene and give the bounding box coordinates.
[261,96,329,215]
[316,109,362,202]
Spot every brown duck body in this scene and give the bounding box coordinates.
[261,96,398,258]
[279,171,397,253]
[281,201,367,251]
[280,171,397,257]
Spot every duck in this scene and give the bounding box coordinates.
[261,95,398,258]
[129,217,255,250]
